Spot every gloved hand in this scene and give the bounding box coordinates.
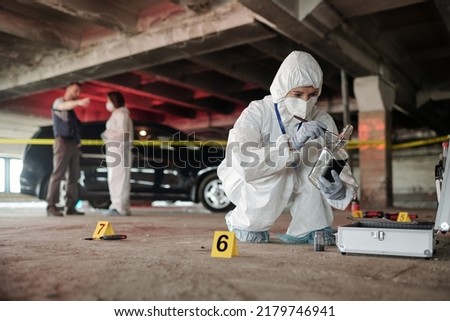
[319,170,346,200]
[291,121,327,150]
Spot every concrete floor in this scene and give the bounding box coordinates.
[0,198,449,301]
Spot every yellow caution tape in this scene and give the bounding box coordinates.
[0,135,448,150]
[391,135,450,150]
[346,139,385,150]
[0,138,228,147]
[0,138,55,145]
[346,134,450,150]
[133,140,227,147]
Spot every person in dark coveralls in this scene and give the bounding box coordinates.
[46,82,90,217]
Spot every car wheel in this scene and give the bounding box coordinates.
[88,199,111,209]
[198,173,234,212]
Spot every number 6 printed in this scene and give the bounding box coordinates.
[216,234,229,252]
[211,231,238,258]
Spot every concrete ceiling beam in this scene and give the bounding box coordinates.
[240,0,450,133]
[0,10,79,49]
[34,0,139,34]
[434,0,450,38]
[417,84,450,107]
[189,53,274,90]
[307,3,421,102]
[141,66,248,105]
[239,0,419,107]
[0,2,256,99]
[326,0,427,18]
[194,96,236,114]
[80,81,156,109]
[153,103,198,119]
[90,80,208,113]
[346,17,423,86]
[239,0,371,77]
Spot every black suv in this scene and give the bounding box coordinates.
[20,121,233,212]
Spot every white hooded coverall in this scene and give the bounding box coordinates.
[217,51,357,238]
[102,107,134,215]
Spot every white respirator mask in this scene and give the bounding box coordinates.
[106,101,115,112]
[284,96,317,119]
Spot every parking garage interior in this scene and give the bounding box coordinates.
[1,0,450,308]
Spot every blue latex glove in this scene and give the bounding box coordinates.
[291,121,327,150]
[319,170,346,200]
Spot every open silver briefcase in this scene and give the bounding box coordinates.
[336,142,450,258]
[336,219,437,258]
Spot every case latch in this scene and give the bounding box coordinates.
[371,230,385,241]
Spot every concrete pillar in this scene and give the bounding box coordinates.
[354,76,395,209]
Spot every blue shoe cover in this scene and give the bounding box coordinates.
[233,229,269,243]
[276,227,336,245]
[275,233,311,244]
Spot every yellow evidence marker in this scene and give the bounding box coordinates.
[92,221,116,239]
[211,231,239,258]
[397,212,411,222]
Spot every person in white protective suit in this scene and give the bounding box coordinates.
[217,51,358,244]
[101,91,134,216]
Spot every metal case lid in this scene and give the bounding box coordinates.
[435,143,450,232]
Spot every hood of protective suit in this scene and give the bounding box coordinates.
[270,51,323,104]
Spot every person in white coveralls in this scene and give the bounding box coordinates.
[101,91,134,216]
[217,51,358,244]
